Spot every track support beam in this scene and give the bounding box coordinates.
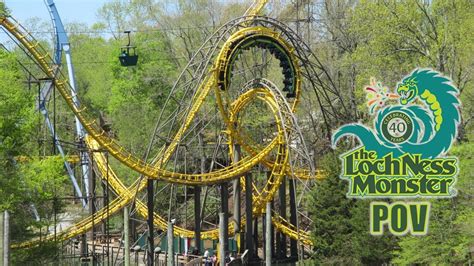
[124,206,130,266]
[265,202,272,266]
[220,182,229,256]
[245,174,254,259]
[147,179,154,266]
[278,177,287,259]
[167,222,174,266]
[289,179,298,260]
[81,234,87,258]
[232,144,242,254]
[194,186,201,254]
[219,212,226,266]
[2,211,10,266]
[0,210,4,266]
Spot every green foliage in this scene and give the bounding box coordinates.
[0,1,472,264]
[0,2,9,17]
[392,143,474,264]
[308,145,472,264]
[0,49,67,263]
[12,241,60,264]
[69,24,115,112]
[309,2,473,260]
[104,31,176,182]
[20,156,69,204]
[0,50,36,210]
[347,0,474,135]
[307,150,397,264]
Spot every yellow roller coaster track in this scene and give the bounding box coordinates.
[2,15,304,186]
[2,0,316,249]
[14,133,311,248]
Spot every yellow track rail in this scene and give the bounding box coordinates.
[0,17,291,185]
[14,133,311,248]
[2,0,314,248]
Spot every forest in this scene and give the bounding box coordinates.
[0,0,472,265]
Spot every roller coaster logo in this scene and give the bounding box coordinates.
[332,69,461,235]
[332,68,461,198]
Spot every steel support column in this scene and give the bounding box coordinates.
[289,179,298,260]
[147,179,154,266]
[253,217,258,254]
[219,212,226,266]
[88,157,96,261]
[265,203,272,266]
[101,181,107,235]
[220,182,229,256]
[0,211,4,266]
[271,199,275,258]
[245,174,253,258]
[124,206,130,266]
[3,211,9,266]
[81,234,87,257]
[232,144,241,254]
[278,177,287,259]
[167,222,174,266]
[194,186,201,254]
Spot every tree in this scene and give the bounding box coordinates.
[0,46,68,265]
[307,1,474,263]
[393,144,474,264]
[348,0,474,139]
[307,149,397,264]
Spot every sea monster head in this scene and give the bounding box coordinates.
[397,76,418,105]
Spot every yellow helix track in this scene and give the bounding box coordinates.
[13,83,312,248]
[2,0,314,248]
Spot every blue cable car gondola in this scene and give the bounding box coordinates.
[119,31,138,67]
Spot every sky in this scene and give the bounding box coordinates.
[4,0,108,26]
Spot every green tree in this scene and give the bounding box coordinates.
[307,150,396,264]
[348,0,474,138]
[0,50,36,210]
[0,47,68,264]
[393,144,474,264]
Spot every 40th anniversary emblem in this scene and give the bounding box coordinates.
[380,111,413,144]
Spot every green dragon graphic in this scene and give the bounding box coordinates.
[332,69,461,159]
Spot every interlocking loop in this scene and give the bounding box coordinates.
[2,2,314,248]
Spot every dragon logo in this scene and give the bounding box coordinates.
[332,69,461,159]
